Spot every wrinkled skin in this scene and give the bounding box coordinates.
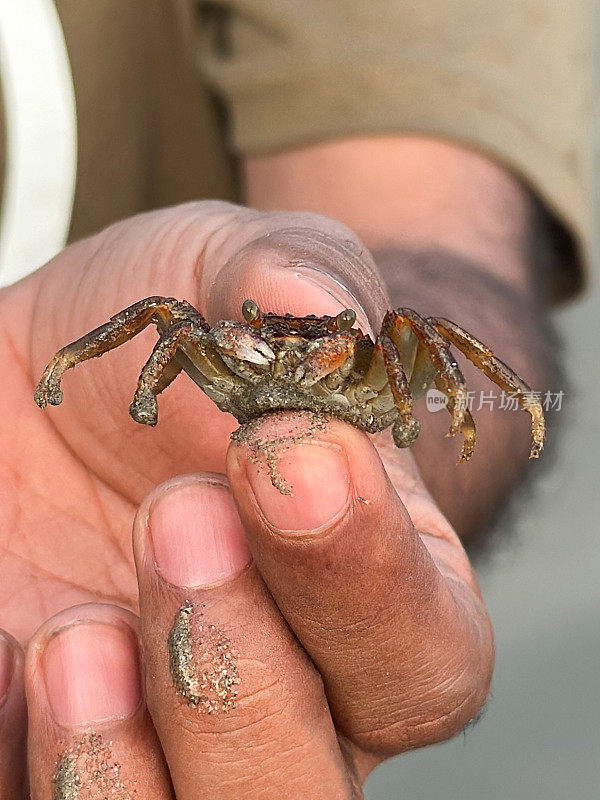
[0,204,495,798]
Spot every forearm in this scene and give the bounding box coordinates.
[243,137,559,544]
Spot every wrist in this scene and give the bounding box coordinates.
[244,135,534,295]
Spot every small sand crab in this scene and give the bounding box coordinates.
[34,296,545,461]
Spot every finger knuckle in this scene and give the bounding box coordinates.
[348,658,493,755]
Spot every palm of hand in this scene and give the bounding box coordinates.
[1,293,243,643]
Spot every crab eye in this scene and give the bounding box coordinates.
[242,299,260,324]
[336,308,356,330]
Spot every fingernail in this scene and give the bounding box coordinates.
[43,621,142,727]
[206,228,375,333]
[247,442,351,532]
[0,635,14,709]
[150,482,251,587]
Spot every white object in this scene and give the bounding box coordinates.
[0,0,77,287]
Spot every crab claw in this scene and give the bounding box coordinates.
[295,335,354,386]
[213,324,276,365]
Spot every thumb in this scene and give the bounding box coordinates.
[205,222,388,333]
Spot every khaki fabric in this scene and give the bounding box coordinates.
[185,0,594,287]
[55,0,235,242]
[0,1,594,291]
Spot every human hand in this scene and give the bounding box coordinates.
[0,203,493,796]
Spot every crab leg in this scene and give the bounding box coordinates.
[34,296,209,408]
[377,334,421,447]
[129,321,196,425]
[382,308,476,461]
[129,318,242,425]
[428,318,545,458]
